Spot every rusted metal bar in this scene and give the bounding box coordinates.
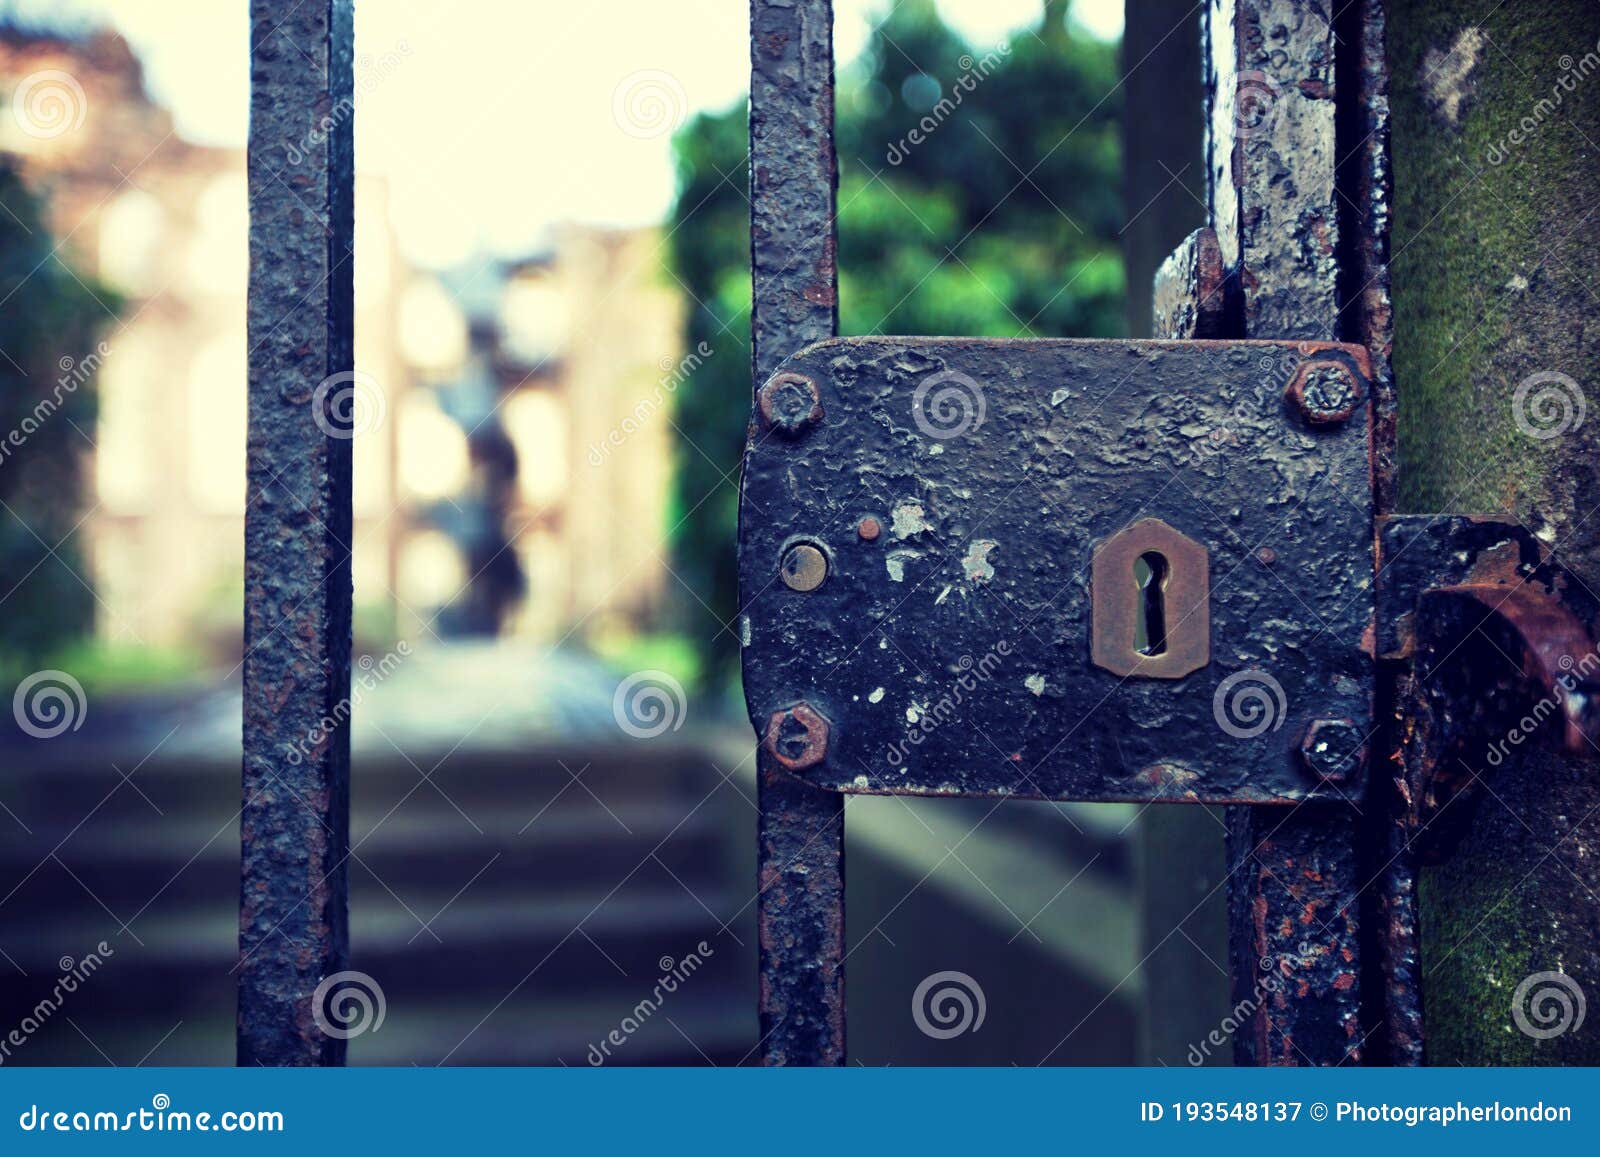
[240,0,355,1066]
[1338,0,1412,1066]
[1151,227,1229,339]
[1207,0,1368,1065]
[748,0,845,1066]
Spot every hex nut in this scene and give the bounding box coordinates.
[1299,718,1366,784]
[757,372,824,436]
[764,702,831,771]
[1285,360,1364,426]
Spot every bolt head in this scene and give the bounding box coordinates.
[1300,718,1365,784]
[1285,359,1364,426]
[779,542,829,592]
[764,702,831,771]
[757,371,824,436]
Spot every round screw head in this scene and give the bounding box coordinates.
[1300,718,1365,784]
[780,542,828,592]
[857,516,882,542]
[757,371,824,436]
[1285,359,1364,426]
[764,701,831,771]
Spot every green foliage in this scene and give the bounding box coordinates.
[668,0,1124,691]
[0,157,113,665]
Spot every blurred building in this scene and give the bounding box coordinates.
[385,227,680,647]
[496,227,680,644]
[0,28,410,658]
[1,28,677,658]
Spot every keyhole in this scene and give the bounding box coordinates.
[1133,551,1169,656]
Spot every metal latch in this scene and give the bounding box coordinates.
[739,336,1375,804]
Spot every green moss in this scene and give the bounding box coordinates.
[1392,1,1600,519]
[1392,1,1600,1064]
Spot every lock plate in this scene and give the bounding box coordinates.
[738,338,1374,803]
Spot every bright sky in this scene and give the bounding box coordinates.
[12,0,1122,267]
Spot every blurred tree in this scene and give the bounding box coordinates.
[0,155,111,670]
[668,0,1123,692]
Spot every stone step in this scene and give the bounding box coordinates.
[0,740,737,830]
[0,882,747,1028]
[11,987,758,1067]
[0,800,731,915]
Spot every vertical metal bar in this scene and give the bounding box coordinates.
[1342,0,1420,1066]
[749,0,845,1065]
[240,0,355,1066]
[1207,0,1368,1065]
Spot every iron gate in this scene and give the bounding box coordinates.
[238,0,1600,1066]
